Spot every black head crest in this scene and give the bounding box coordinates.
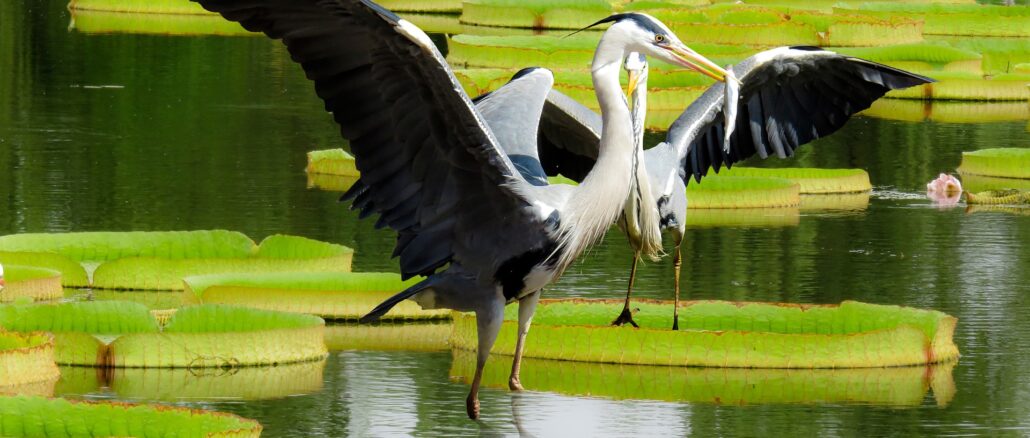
[565,13,668,38]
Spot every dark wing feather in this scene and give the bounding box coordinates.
[668,46,933,183]
[537,90,602,182]
[194,0,544,279]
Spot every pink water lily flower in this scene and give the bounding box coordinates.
[926,173,963,205]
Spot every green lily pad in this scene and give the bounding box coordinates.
[0,266,63,303]
[182,272,447,320]
[715,168,872,194]
[69,9,251,36]
[0,331,59,392]
[450,299,960,367]
[0,395,262,437]
[324,322,452,352]
[0,301,327,367]
[686,175,801,209]
[957,148,1030,179]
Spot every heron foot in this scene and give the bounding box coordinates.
[466,394,480,420]
[509,377,524,392]
[611,307,639,328]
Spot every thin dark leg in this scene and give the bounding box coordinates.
[612,254,640,328]
[672,240,682,330]
[509,290,540,391]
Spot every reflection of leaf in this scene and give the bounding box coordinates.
[799,193,870,212]
[685,207,800,228]
[863,100,1030,124]
[452,350,957,407]
[451,299,960,367]
[183,272,445,320]
[324,323,451,352]
[306,149,359,177]
[0,396,261,437]
[57,359,326,401]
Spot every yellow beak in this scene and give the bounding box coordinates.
[667,44,729,82]
[627,70,640,99]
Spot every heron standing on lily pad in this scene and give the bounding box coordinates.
[191,0,730,419]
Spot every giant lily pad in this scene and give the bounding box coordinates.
[835,4,1030,37]
[459,0,613,29]
[862,99,1030,124]
[0,231,354,291]
[0,252,88,288]
[885,72,1030,101]
[0,395,261,437]
[715,168,872,194]
[450,299,960,367]
[686,175,801,208]
[324,322,452,352]
[68,9,251,36]
[451,350,956,406]
[182,272,447,320]
[0,331,60,394]
[958,148,1030,180]
[0,301,327,367]
[0,266,63,303]
[965,190,1030,205]
[67,0,215,14]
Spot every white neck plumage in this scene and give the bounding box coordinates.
[552,37,636,275]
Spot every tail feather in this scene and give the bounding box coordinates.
[359,277,431,323]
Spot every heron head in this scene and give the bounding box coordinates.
[582,13,728,83]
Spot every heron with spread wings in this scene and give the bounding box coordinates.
[516,47,932,328]
[192,0,729,419]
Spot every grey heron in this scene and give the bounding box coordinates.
[521,47,932,328]
[191,0,728,419]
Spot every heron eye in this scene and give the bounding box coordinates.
[654,34,665,43]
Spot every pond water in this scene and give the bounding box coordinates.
[3,1,1030,436]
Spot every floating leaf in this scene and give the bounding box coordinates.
[837,4,1030,37]
[0,302,327,367]
[450,299,960,367]
[451,350,956,406]
[0,331,60,393]
[715,168,872,194]
[0,266,63,303]
[378,0,461,13]
[885,72,1030,101]
[69,9,251,36]
[965,190,1030,205]
[112,304,327,368]
[460,0,613,29]
[0,395,261,437]
[0,231,255,263]
[686,175,801,208]
[961,174,1030,193]
[324,322,452,352]
[182,272,446,320]
[0,252,89,287]
[306,148,358,177]
[957,148,1030,180]
[92,234,353,290]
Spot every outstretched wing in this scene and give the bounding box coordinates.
[193,0,546,279]
[667,46,933,183]
[537,90,602,182]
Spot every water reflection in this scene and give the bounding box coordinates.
[451,351,956,407]
[54,359,326,401]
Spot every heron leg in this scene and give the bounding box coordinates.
[612,254,640,328]
[508,289,540,391]
[672,237,683,331]
[467,295,504,420]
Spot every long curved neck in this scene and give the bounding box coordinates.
[553,39,635,273]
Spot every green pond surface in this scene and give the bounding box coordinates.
[3,1,1030,436]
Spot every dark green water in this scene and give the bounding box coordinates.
[3,1,1030,436]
